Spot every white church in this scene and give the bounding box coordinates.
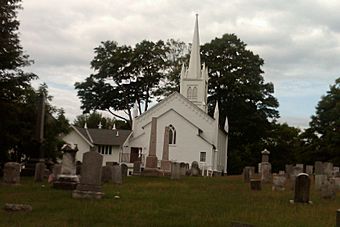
[63,15,228,174]
[122,15,228,174]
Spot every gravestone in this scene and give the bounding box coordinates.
[51,164,61,181]
[170,162,181,180]
[292,173,311,203]
[306,165,313,175]
[289,166,304,190]
[250,179,261,191]
[272,173,286,191]
[315,174,327,191]
[34,161,46,182]
[285,164,294,179]
[72,149,104,199]
[112,165,123,184]
[261,163,272,183]
[121,164,128,178]
[143,117,160,176]
[133,161,141,176]
[243,166,255,183]
[320,178,336,200]
[333,167,340,177]
[314,161,324,175]
[160,126,171,172]
[101,166,113,183]
[53,144,79,190]
[179,162,187,176]
[334,177,340,191]
[261,149,270,162]
[296,164,304,172]
[190,161,200,176]
[3,162,20,185]
[324,162,333,176]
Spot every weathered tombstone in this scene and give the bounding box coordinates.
[190,161,200,176]
[315,174,327,191]
[51,164,62,181]
[53,144,79,190]
[324,162,333,176]
[170,162,181,180]
[250,179,261,191]
[320,178,336,200]
[334,177,340,191]
[306,165,313,175]
[292,173,311,203]
[142,117,160,176]
[272,173,286,191]
[336,209,340,227]
[314,161,324,175]
[296,164,304,172]
[243,166,255,183]
[288,166,303,190]
[179,162,187,176]
[121,164,128,178]
[333,167,340,177]
[112,165,122,184]
[261,163,272,183]
[160,126,171,172]
[285,164,294,179]
[101,166,113,183]
[3,162,20,185]
[34,161,46,182]
[133,161,141,176]
[72,149,104,199]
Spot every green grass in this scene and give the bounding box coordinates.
[0,176,339,227]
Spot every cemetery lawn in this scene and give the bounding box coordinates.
[1,176,339,227]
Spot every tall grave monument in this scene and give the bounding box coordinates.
[260,149,272,183]
[142,117,160,176]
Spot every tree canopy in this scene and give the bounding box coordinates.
[73,112,129,130]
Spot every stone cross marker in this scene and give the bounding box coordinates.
[293,173,311,203]
[3,162,20,185]
[72,150,104,199]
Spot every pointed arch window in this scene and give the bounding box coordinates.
[187,87,192,99]
[192,87,197,98]
[168,125,176,145]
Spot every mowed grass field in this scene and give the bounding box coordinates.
[0,175,339,227]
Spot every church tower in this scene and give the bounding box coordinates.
[180,14,209,113]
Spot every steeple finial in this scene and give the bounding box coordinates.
[187,14,201,79]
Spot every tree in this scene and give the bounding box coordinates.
[75,40,167,125]
[73,112,129,130]
[301,78,340,165]
[0,0,37,166]
[200,34,279,173]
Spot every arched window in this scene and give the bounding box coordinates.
[187,87,192,99]
[168,125,176,145]
[192,87,197,98]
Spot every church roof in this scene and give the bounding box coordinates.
[72,126,131,146]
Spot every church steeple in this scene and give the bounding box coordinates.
[187,14,201,79]
[180,14,209,113]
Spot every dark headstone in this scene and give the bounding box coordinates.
[133,161,141,176]
[320,178,336,200]
[112,165,122,184]
[101,166,113,183]
[250,179,261,191]
[3,162,20,184]
[314,161,324,175]
[293,173,311,203]
[170,162,181,180]
[121,164,128,178]
[190,161,200,176]
[179,162,187,176]
[72,150,104,199]
[243,166,255,183]
[34,162,46,182]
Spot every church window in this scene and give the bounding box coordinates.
[168,125,176,145]
[187,87,192,99]
[98,145,112,155]
[200,152,206,162]
[192,87,197,98]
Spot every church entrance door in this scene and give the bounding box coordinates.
[130,147,141,163]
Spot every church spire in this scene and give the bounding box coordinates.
[187,14,201,79]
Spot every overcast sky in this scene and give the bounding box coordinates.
[18,0,340,128]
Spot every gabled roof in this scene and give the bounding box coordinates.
[72,126,131,146]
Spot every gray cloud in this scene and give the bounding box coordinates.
[18,0,340,128]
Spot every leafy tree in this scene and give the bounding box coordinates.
[0,0,37,165]
[73,112,129,130]
[200,34,279,173]
[301,78,340,165]
[75,40,167,125]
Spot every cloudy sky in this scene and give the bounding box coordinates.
[18,0,340,128]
